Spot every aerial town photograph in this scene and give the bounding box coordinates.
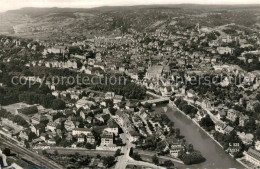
[0,0,260,168]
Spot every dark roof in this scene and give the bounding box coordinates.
[247,148,260,161]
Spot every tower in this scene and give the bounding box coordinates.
[148,59,152,68]
[195,23,200,34]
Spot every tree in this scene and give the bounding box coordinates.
[52,99,66,110]
[256,94,260,102]
[28,132,37,141]
[2,148,11,156]
[131,152,142,161]
[76,60,83,69]
[163,160,174,168]
[175,128,180,138]
[96,154,101,159]
[180,151,205,165]
[199,115,215,131]
[86,143,95,149]
[42,150,47,156]
[114,149,121,157]
[187,144,194,153]
[79,156,91,166]
[54,150,59,156]
[152,155,159,165]
[103,156,115,167]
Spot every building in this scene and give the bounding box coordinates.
[64,120,77,131]
[215,121,226,134]
[145,65,164,79]
[245,148,260,167]
[105,92,115,99]
[72,128,92,136]
[101,131,113,146]
[226,109,240,122]
[77,134,85,143]
[46,122,58,132]
[76,99,96,109]
[239,114,249,127]
[217,47,233,55]
[169,144,184,158]
[104,127,118,136]
[31,114,48,125]
[86,133,96,144]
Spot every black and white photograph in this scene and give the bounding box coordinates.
[0,0,260,168]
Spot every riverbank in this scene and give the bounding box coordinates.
[167,101,248,168]
[161,103,243,168]
[168,100,254,169]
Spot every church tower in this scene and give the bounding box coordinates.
[148,59,152,68]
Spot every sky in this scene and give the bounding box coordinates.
[1,0,260,12]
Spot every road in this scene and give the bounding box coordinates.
[0,151,7,167]
[113,120,133,169]
[128,159,165,169]
[45,147,114,156]
[0,135,63,169]
[112,115,163,169]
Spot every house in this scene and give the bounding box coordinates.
[31,124,44,136]
[145,65,164,79]
[72,128,92,136]
[66,133,73,142]
[64,120,77,131]
[101,131,113,146]
[40,133,48,141]
[19,130,29,140]
[86,133,96,144]
[71,93,80,100]
[226,109,240,122]
[47,139,56,145]
[187,89,196,98]
[217,47,233,55]
[104,127,119,136]
[239,114,249,127]
[237,132,254,145]
[245,148,260,167]
[86,116,92,124]
[220,77,230,87]
[46,46,68,55]
[223,125,234,134]
[77,134,85,143]
[169,144,184,158]
[246,100,260,112]
[161,86,172,97]
[95,114,104,123]
[31,114,48,125]
[217,110,226,120]
[80,109,91,119]
[52,91,60,97]
[195,110,206,121]
[255,141,260,151]
[129,131,140,142]
[215,121,227,134]
[46,122,58,132]
[113,95,123,104]
[76,98,96,109]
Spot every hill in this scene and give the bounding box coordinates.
[1,4,260,42]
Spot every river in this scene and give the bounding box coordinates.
[154,105,244,169]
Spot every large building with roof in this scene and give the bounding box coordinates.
[246,148,260,167]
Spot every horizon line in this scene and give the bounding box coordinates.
[2,3,260,12]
